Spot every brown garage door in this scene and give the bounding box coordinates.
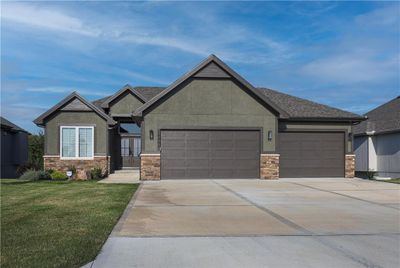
[279,132,345,178]
[161,130,260,179]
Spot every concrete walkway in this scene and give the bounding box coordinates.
[98,169,140,184]
[92,178,400,268]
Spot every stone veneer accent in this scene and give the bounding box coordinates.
[260,154,280,179]
[140,154,160,180]
[43,156,109,180]
[345,154,355,178]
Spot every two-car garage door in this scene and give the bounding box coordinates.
[161,130,260,179]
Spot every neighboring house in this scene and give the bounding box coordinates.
[1,117,30,178]
[353,97,400,179]
[34,55,364,180]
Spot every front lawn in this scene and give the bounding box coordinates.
[1,179,138,268]
[383,178,400,184]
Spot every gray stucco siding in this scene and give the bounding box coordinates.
[279,121,353,153]
[109,93,144,115]
[45,111,108,155]
[142,79,277,153]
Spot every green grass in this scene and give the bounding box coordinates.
[1,179,138,268]
[383,178,400,184]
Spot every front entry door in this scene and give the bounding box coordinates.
[121,137,141,168]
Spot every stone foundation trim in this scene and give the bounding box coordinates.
[140,154,161,180]
[345,154,355,178]
[43,156,109,180]
[260,154,280,180]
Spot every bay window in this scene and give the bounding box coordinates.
[60,126,94,159]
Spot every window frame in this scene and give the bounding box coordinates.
[60,126,94,160]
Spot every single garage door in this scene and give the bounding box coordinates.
[279,132,345,178]
[161,130,260,179]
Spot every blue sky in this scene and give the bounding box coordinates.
[1,1,399,134]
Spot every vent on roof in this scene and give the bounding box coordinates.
[61,98,91,111]
[193,62,231,78]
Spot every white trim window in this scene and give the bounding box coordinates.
[60,126,94,159]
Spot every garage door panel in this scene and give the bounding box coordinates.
[186,140,209,148]
[211,140,233,148]
[211,169,233,178]
[186,159,208,168]
[210,131,233,140]
[236,140,259,149]
[186,149,209,158]
[162,139,185,148]
[211,159,234,169]
[235,168,259,178]
[161,130,260,179]
[162,169,186,179]
[235,150,258,160]
[210,149,233,158]
[162,159,185,168]
[235,158,258,166]
[187,169,209,178]
[279,132,344,178]
[162,149,185,158]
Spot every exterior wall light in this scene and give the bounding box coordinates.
[267,130,273,141]
[149,130,154,140]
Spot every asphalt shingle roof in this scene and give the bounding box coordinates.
[0,116,29,133]
[92,86,363,120]
[257,88,363,119]
[134,87,165,101]
[92,87,165,109]
[353,96,400,135]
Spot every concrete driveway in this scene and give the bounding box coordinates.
[92,178,400,268]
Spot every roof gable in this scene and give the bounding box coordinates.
[193,62,231,78]
[34,92,116,126]
[353,96,400,135]
[101,84,146,109]
[61,98,92,111]
[133,54,287,117]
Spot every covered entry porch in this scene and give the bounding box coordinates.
[110,120,141,171]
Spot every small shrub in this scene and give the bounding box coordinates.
[16,163,35,176]
[86,170,92,180]
[28,132,44,170]
[37,170,52,180]
[46,168,55,175]
[51,171,68,181]
[90,167,103,180]
[19,170,51,181]
[366,169,377,180]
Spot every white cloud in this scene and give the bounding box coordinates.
[299,4,399,85]
[1,2,100,37]
[26,87,111,97]
[1,2,291,65]
[355,4,400,26]
[300,54,398,83]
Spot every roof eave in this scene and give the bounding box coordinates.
[281,116,366,122]
[354,129,400,137]
[101,84,146,108]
